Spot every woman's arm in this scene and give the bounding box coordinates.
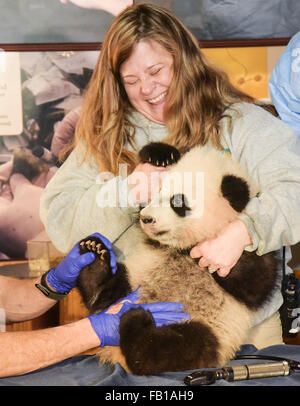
[40,141,169,255]
[226,102,300,255]
[191,103,300,275]
[40,142,135,254]
[238,138,300,254]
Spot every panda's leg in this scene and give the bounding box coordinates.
[119,307,220,375]
[77,236,131,314]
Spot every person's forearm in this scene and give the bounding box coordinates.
[0,318,99,378]
[0,275,57,323]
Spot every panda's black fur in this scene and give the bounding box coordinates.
[77,142,279,375]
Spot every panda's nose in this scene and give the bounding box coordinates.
[140,215,155,224]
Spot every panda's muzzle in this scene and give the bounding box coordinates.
[140,215,169,237]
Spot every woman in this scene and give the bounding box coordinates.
[40,3,300,348]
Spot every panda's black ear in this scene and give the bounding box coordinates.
[221,175,250,212]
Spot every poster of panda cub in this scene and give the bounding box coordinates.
[0,50,99,261]
[0,0,299,44]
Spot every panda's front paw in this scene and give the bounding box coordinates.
[139,142,180,167]
[79,236,110,262]
[77,236,113,312]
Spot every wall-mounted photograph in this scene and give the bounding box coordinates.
[0,50,99,263]
[0,0,299,44]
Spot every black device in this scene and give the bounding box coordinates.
[279,247,300,338]
[184,354,300,386]
[184,247,300,386]
[35,270,68,301]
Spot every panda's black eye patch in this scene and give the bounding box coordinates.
[170,194,191,217]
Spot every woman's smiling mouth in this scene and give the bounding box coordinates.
[148,91,167,105]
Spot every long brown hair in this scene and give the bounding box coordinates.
[72,3,275,174]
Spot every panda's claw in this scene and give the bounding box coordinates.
[138,142,181,168]
[96,243,102,254]
[79,238,109,262]
[99,249,108,260]
[85,240,92,249]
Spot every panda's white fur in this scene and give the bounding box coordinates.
[78,144,277,375]
[140,145,259,249]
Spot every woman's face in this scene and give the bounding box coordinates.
[120,39,174,124]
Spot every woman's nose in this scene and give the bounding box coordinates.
[140,77,154,95]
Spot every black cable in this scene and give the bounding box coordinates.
[235,354,300,370]
[282,246,286,278]
[184,353,300,385]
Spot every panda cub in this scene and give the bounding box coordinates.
[77,142,278,375]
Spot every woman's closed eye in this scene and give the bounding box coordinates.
[150,67,162,76]
[123,77,138,86]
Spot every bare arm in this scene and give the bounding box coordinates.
[0,275,189,378]
[0,274,62,323]
[0,318,99,378]
[0,274,100,377]
[0,275,59,323]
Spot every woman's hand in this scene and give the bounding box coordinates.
[129,162,168,205]
[190,219,252,277]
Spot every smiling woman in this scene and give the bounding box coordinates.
[120,39,173,124]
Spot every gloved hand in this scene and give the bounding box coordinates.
[87,289,190,347]
[46,232,117,293]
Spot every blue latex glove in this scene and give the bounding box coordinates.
[269,31,300,137]
[87,289,190,347]
[46,232,117,293]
